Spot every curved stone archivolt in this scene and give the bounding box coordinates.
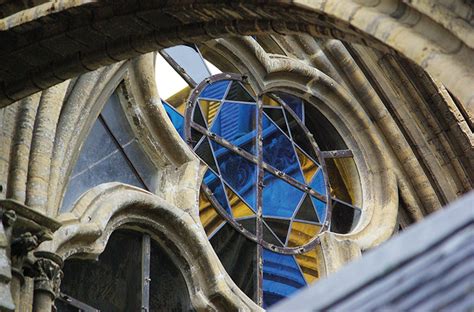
[0,1,473,117]
[39,182,260,311]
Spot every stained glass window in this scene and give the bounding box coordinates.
[159,46,362,307]
[164,75,360,307]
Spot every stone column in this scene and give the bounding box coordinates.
[0,210,16,312]
[33,251,63,312]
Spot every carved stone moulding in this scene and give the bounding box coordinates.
[0,199,61,236]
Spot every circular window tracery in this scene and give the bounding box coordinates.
[185,74,331,254]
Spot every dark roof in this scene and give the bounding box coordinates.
[271,191,474,312]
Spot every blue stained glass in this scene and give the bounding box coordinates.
[311,196,326,224]
[278,93,303,120]
[211,102,257,155]
[310,169,326,195]
[200,80,231,100]
[212,143,258,210]
[263,172,304,218]
[203,170,231,215]
[262,115,304,183]
[262,249,306,308]
[310,170,327,222]
[163,101,184,138]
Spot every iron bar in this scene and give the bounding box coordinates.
[141,234,151,312]
[332,197,362,211]
[58,293,100,312]
[202,183,322,255]
[256,94,264,306]
[159,49,197,88]
[321,149,353,158]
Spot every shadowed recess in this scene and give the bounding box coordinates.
[295,195,319,223]
[194,138,220,174]
[225,81,255,102]
[211,223,257,301]
[264,218,291,244]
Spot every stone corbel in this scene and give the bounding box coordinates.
[0,199,62,311]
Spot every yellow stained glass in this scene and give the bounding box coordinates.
[326,158,360,206]
[199,191,225,237]
[225,186,255,219]
[262,94,280,107]
[295,247,324,284]
[165,86,191,114]
[287,221,320,247]
[199,99,221,125]
[296,146,318,184]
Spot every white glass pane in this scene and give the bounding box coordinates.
[163,45,211,84]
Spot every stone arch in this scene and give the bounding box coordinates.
[38,182,261,311]
[0,1,472,121]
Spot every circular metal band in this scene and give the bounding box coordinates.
[185,73,332,255]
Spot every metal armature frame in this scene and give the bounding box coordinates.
[183,73,361,256]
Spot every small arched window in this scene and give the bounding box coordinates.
[57,230,192,311]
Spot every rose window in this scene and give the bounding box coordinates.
[160,45,362,308]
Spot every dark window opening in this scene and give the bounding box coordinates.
[57,230,193,311]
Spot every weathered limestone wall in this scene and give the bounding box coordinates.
[0,1,472,311]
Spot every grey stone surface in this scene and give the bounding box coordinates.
[271,191,474,312]
[0,221,14,312]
